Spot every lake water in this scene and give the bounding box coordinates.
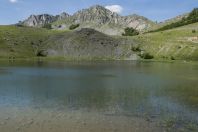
[0,61,198,132]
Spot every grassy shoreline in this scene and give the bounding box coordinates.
[1,56,198,65]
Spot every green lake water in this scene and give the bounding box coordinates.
[0,61,198,131]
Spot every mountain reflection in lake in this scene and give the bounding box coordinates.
[0,61,197,132]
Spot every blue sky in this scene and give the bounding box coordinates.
[1,0,198,25]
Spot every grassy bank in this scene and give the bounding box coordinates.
[0,25,60,59]
[132,22,198,60]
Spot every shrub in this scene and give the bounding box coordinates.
[192,30,196,33]
[122,27,139,36]
[140,52,154,59]
[69,24,80,30]
[37,50,48,57]
[171,56,175,60]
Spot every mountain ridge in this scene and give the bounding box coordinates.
[20,5,155,35]
[20,12,70,27]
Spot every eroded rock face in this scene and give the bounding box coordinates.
[120,14,152,31]
[22,14,57,27]
[21,13,70,27]
[57,12,70,20]
[71,5,121,24]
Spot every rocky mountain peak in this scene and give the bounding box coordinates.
[89,5,112,12]
[72,5,116,24]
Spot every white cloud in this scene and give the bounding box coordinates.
[105,5,123,14]
[9,0,18,3]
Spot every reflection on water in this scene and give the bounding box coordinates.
[0,61,198,129]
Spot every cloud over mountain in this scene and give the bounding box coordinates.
[105,5,123,14]
[9,0,18,3]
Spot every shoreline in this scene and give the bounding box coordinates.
[0,106,162,132]
[0,57,197,64]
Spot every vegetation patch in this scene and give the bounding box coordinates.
[69,24,80,30]
[192,29,196,33]
[140,52,154,59]
[37,50,48,57]
[0,25,57,59]
[171,56,175,60]
[122,27,139,36]
[151,8,198,32]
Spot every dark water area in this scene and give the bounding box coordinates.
[0,60,198,131]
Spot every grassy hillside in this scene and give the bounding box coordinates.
[132,22,198,60]
[151,14,188,31]
[151,8,198,32]
[0,26,57,59]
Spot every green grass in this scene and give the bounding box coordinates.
[0,25,59,59]
[132,22,198,60]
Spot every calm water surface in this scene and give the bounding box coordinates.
[0,61,198,130]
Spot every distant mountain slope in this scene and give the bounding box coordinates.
[161,14,189,25]
[20,5,155,35]
[151,13,189,30]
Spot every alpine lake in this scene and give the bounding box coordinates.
[0,60,198,132]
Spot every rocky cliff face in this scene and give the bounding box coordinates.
[22,14,57,27]
[20,5,154,35]
[21,13,70,27]
[71,5,121,24]
[57,12,70,20]
[121,14,152,31]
